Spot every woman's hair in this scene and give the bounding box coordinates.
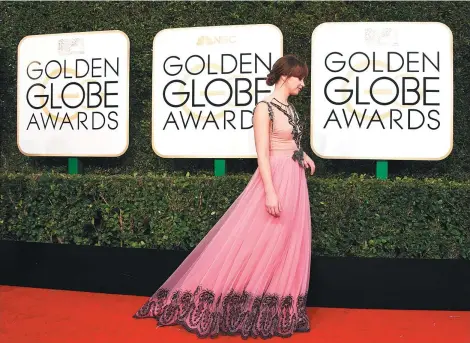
[266,54,309,86]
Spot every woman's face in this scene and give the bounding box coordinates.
[280,76,305,95]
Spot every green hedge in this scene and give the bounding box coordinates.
[1,173,469,259]
[1,1,470,178]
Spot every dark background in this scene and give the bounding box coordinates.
[1,1,469,178]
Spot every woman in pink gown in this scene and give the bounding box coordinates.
[133,55,316,339]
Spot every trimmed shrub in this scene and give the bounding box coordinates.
[1,173,469,259]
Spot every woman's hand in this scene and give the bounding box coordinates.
[265,190,282,217]
[303,153,316,175]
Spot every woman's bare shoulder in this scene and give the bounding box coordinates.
[254,96,274,109]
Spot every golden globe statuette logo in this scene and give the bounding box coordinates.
[177,35,251,123]
[35,67,105,123]
[341,59,423,122]
[177,65,256,123]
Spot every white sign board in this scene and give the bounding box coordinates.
[152,24,283,158]
[17,30,129,157]
[311,22,453,160]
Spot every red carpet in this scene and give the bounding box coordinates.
[1,285,469,343]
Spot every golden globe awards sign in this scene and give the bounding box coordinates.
[17,30,130,157]
[152,24,283,158]
[310,22,453,160]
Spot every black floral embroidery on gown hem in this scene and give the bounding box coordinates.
[133,286,310,340]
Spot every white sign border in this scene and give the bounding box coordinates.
[310,22,454,161]
[151,23,284,159]
[16,30,130,157]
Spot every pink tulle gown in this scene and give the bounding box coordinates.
[133,100,312,339]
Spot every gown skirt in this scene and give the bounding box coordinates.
[133,149,312,339]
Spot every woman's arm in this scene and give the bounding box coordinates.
[253,102,275,195]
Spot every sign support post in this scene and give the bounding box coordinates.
[214,159,226,176]
[376,161,388,180]
[68,157,83,175]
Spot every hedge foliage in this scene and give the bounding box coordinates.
[1,1,470,178]
[1,173,469,259]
